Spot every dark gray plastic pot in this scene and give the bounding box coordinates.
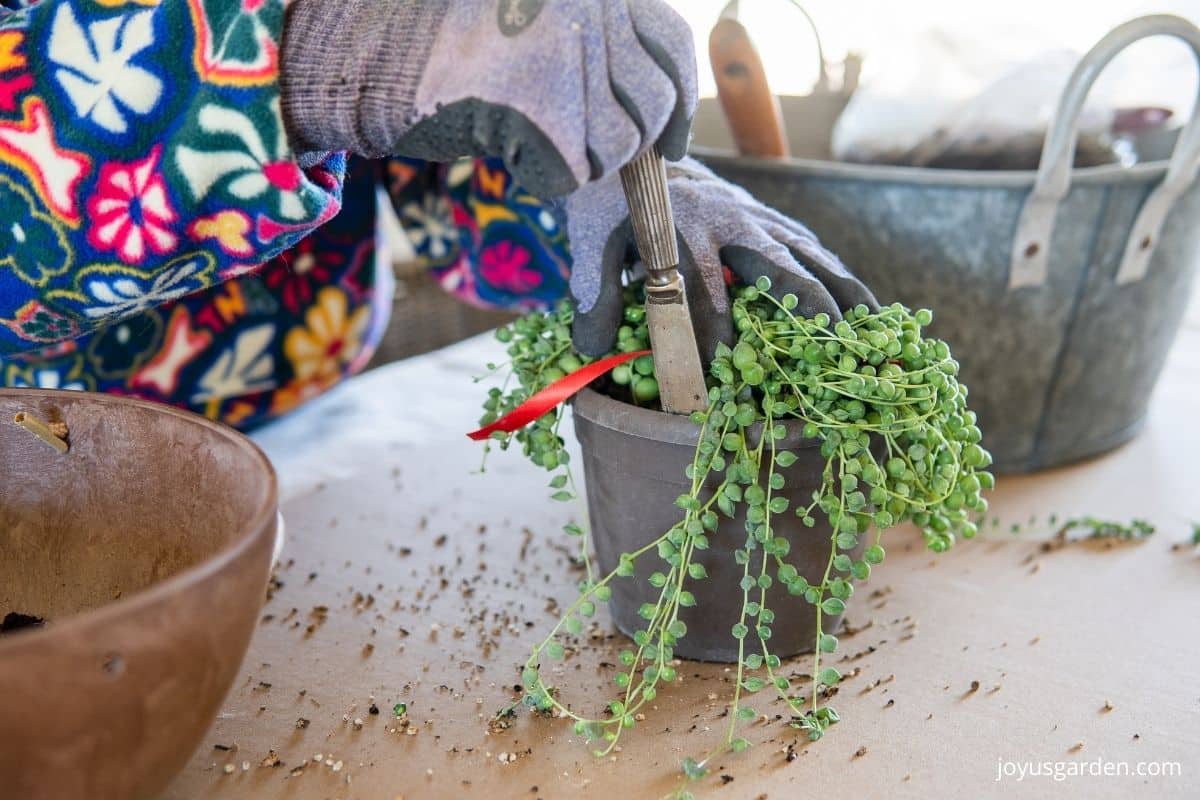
[572,388,863,663]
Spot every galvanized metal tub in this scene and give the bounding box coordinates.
[692,15,1200,473]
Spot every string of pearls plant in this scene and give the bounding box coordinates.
[477,279,993,789]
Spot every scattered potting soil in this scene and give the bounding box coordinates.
[1,611,45,636]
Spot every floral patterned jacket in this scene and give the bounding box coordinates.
[0,0,570,429]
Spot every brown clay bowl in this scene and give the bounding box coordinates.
[0,389,277,799]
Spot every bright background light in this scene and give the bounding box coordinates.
[668,0,1200,114]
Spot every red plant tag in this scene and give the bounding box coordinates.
[467,350,651,441]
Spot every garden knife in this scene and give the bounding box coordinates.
[618,148,708,414]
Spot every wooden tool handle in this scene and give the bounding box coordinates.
[709,16,789,159]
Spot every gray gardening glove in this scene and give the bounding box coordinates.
[568,158,878,360]
[280,0,697,198]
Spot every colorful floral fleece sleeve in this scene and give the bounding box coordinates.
[0,0,570,430]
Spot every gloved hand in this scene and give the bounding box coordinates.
[568,158,878,360]
[280,0,696,198]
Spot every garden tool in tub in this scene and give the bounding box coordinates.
[618,149,709,414]
[709,0,790,158]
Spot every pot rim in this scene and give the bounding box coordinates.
[0,388,278,655]
[572,387,821,451]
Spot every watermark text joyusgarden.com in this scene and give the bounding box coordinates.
[996,757,1182,782]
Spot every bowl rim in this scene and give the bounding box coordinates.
[0,388,278,654]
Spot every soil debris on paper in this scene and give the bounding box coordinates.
[1029,517,1155,555]
[0,611,44,636]
[177,460,931,795]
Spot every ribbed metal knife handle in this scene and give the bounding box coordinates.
[619,147,680,290]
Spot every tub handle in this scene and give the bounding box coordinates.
[1009,14,1200,289]
[718,0,832,91]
